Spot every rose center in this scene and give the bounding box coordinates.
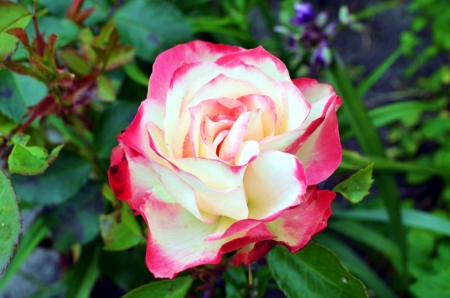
[204,114,237,157]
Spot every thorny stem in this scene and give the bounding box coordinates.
[15,112,39,135]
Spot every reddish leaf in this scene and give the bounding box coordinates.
[2,61,44,81]
[67,0,84,19]
[105,28,120,56]
[93,23,116,49]
[29,56,50,72]
[43,33,58,70]
[63,73,98,107]
[6,28,29,47]
[50,71,75,87]
[32,17,46,57]
[74,7,95,25]
[105,46,135,70]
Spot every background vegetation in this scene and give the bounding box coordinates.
[1,0,450,297]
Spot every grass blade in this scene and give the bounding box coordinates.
[333,209,450,237]
[357,48,403,98]
[338,149,450,178]
[340,99,445,140]
[65,240,100,298]
[0,216,49,292]
[328,220,401,271]
[325,55,407,280]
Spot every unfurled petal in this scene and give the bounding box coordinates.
[296,95,342,185]
[142,198,273,278]
[266,186,334,252]
[148,40,243,101]
[215,46,291,82]
[244,150,307,220]
[108,144,175,211]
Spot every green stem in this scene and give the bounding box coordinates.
[325,53,408,287]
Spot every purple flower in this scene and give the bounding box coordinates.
[311,44,332,67]
[292,3,315,26]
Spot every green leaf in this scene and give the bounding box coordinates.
[113,0,193,62]
[105,46,135,70]
[0,216,48,292]
[223,266,246,298]
[59,49,92,75]
[123,61,149,87]
[96,74,115,102]
[100,203,143,251]
[267,243,368,298]
[8,133,63,175]
[94,101,139,159]
[11,150,92,205]
[45,115,91,156]
[0,1,32,58]
[123,277,193,298]
[326,56,407,278]
[333,163,374,204]
[0,171,21,274]
[0,112,18,136]
[407,228,436,279]
[328,220,401,271]
[410,272,450,298]
[65,240,100,298]
[43,182,104,252]
[0,69,47,122]
[314,234,397,298]
[333,209,450,237]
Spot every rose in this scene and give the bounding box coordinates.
[108,40,342,278]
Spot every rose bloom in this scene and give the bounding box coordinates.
[108,40,341,278]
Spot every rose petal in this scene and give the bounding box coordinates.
[219,59,287,132]
[244,150,307,220]
[219,113,250,162]
[149,157,218,224]
[119,99,164,158]
[172,74,260,158]
[164,62,219,157]
[108,143,175,211]
[280,81,311,132]
[235,140,260,166]
[234,240,277,265]
[188,74,262,107]
[293,78,342,127]
[171,157,247,190]
[205,217,261,242]
[148,40,243,101]
[148,124,249,220]
[141,198,273,278]
[215,46,291,82]
[188,98,246,158]
[266,186,334,252]
[258,117,323,154]
[237,94,277,138]
[295,95,342,185]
